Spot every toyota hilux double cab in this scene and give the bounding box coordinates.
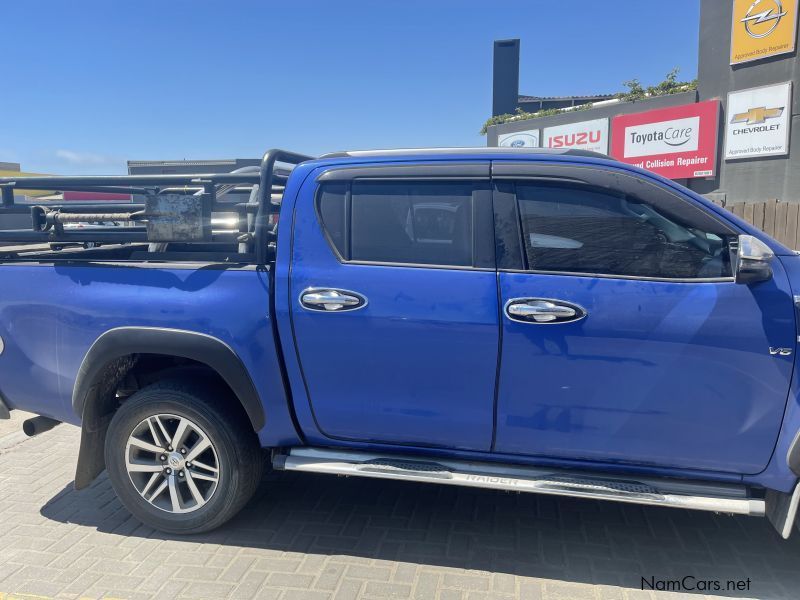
[1,147,799,537]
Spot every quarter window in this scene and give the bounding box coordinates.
[516,183,733,279]
[318,183,347,257]
[318,181,476,267]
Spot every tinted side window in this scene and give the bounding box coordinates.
[318,181,476,267]
[516,183,733,279]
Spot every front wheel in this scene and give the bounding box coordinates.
[104,378,264,534]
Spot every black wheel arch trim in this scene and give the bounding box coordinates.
[72,327,265,431]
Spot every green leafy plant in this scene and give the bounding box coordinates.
[618,78,647,102]
[481,68,698,134]
[480,106,591,135]
[616,68,697,102]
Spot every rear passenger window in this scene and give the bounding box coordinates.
[516,183,733,279]
[318,181,475,267]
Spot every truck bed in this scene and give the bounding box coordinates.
[0,256,292,441]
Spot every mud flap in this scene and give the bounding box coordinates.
[766,482,800,539]
[73,355,136,490]
[74,413,112,490]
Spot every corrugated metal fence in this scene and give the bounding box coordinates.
[716,200,800,250]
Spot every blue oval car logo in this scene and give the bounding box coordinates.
[510,140,526,148]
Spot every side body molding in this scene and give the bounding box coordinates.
[72,327,265,430]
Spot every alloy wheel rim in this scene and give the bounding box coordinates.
[124,413,220,514]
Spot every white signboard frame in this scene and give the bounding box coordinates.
[497,129,540,148]
[622,116,701,158]
[542,118,610,155]
[725,82,793,161]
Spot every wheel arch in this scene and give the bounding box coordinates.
[73,327,265,489]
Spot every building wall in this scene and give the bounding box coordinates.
[127,159,260,206]
[488,0,799,204]
[486,91,698,146]
[127,158,260,175]
[691,0,800,203]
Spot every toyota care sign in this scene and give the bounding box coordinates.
[611,100,720,179]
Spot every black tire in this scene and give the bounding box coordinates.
[104,377,264,534]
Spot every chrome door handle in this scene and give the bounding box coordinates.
[508,302,575,322]
[300,288,366,312]
[506,299,586,324]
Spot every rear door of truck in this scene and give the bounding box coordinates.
[286,161,498,450]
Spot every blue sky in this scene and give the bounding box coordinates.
[1,1,700,174]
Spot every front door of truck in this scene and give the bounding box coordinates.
[491,162,795,474]
[288,162,498,450]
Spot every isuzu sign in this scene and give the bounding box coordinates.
[498,129,540,148]
[731,0,798,64]
[725,81,792,159]
[611,100,720,180]
[543,118,609,154]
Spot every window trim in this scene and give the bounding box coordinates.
[497,267,735,284]
[316,163,490,182]
[496,167,738,283]
[314,176,494,271]
[493,163,740,236]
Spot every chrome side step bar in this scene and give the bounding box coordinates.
[274,448,765,517]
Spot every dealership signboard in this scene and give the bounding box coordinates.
[730,0,798,65]
[611,100,720,179]
[725,81,792,160]
[498,129,540,148]
[542,118,609,154]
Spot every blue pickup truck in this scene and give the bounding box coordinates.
[1,147,799,537]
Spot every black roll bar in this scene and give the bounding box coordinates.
[0,150,314,259]
[0,173,261,189]
[255,150,314,264]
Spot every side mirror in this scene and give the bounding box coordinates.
[735,234,774,284]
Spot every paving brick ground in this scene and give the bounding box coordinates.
[0,411,33,441]
[0,423,799,600]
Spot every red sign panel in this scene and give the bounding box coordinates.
[611,100,720,179]
[63,191,132,201]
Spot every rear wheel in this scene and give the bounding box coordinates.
[104,378,263,534]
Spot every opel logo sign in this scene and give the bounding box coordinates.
[741,0,787,38]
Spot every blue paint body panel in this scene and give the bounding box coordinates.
[286,165,498,449]
[494,268,795,474]
[273,153,799,492]
[743,254,800,492]
[1,150,798,495]
[0,263,301,447]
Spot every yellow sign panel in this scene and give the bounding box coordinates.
[0,170,52,198]
[731,0,798,64]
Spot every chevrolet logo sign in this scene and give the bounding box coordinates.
[731,106,785,125]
